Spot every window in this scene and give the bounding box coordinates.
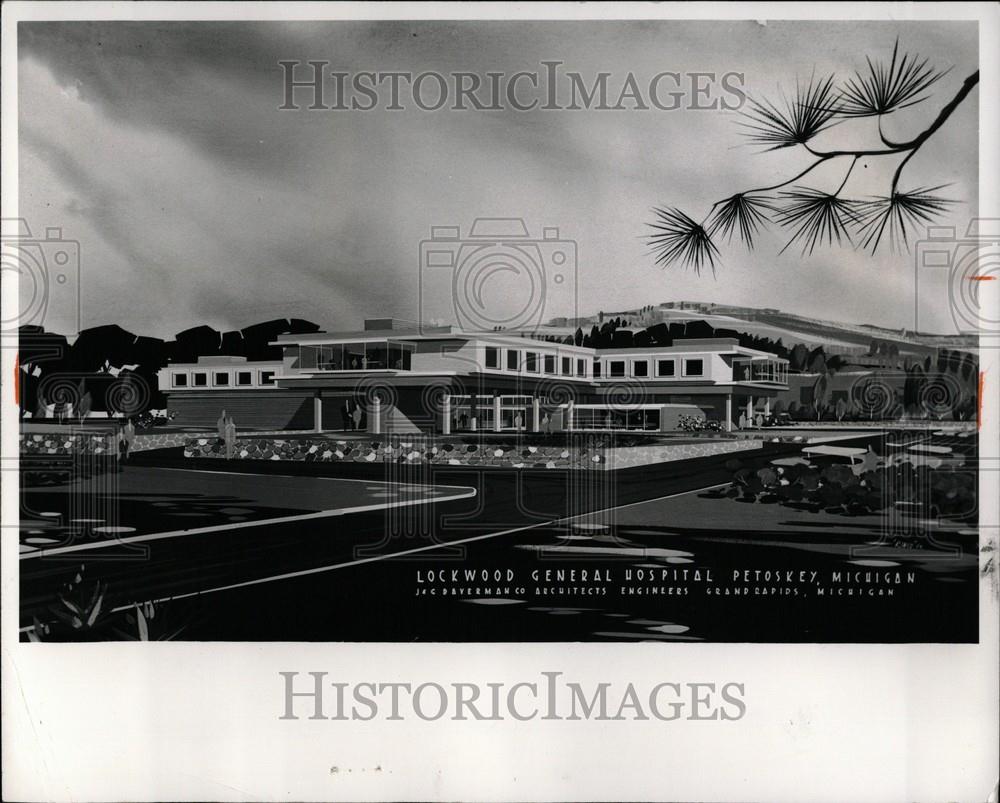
[259,370,276,386]
[365,342,388,370]
[526,352,539,373]
[236,371,253,386]
[318,344,343,370]
[388,342,414,370]
[561,356,572,376]
[298,345,317,369]
[576,359,586,377]
[343,344,365,370]
[506,350,519,371]
[609,360,625,378]
[192,372,208,387]
[172,372,188,388]
[656,359,675,377]
[632,360,649,378]
[485,347,499,369]
[544,354,556,374]
[593,361,601,378]
[570,406,661,432]
[683,358,704,377]
[213,372,230,387]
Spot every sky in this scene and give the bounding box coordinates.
[17,19,978,339]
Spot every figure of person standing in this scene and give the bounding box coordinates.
[117,431,129,467]
[352,404,363,432]
[217,409,227,441]
[224,416,237,459]
[123,419,136,458]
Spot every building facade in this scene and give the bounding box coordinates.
[158,320,788,433]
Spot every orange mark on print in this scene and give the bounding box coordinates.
[969,275,996,281]
[978,371,985,431]
[13,352,19,401]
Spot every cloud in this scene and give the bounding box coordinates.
[18,20,979,338]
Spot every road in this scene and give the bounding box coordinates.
[19,433,978,642]
[19,445,788,623]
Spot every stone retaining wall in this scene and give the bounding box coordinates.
[183,435,762,470]
[20,431,119,485]
[20,431,115,456]
[131,432,195,452]
[22,429,197,455]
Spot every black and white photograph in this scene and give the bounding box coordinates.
[2,2,998,801]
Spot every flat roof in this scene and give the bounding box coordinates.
[165,356,284,367]
[273,326,457,342]
[271,328,595,352]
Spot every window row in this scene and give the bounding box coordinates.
[571,407,662,432]
[484,347,588,378]
[172,369,276,389]
[593,357,704,379]
[732,359,788,384]
[297,341,415,372]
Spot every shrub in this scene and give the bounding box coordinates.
[725,454,975,521]
[677,415,724,433]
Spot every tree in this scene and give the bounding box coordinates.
[648,40,978,271]
[684,319,714,339]
[835,397,848,421]
[646,322,670,345]
[574,327,584,347]
[813,372,833,420]
[806,347,828,375]
[611,329,634,348]
[787,343,810,373]
[826,354,848,372]
[887,343,900,370]
[77,380,92,425]
[960,351,977,381]
[903,363,924,415]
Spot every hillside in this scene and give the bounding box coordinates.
[542,301,977,356]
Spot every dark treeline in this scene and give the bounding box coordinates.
[540,317,792,357]
[18,318,320,418]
